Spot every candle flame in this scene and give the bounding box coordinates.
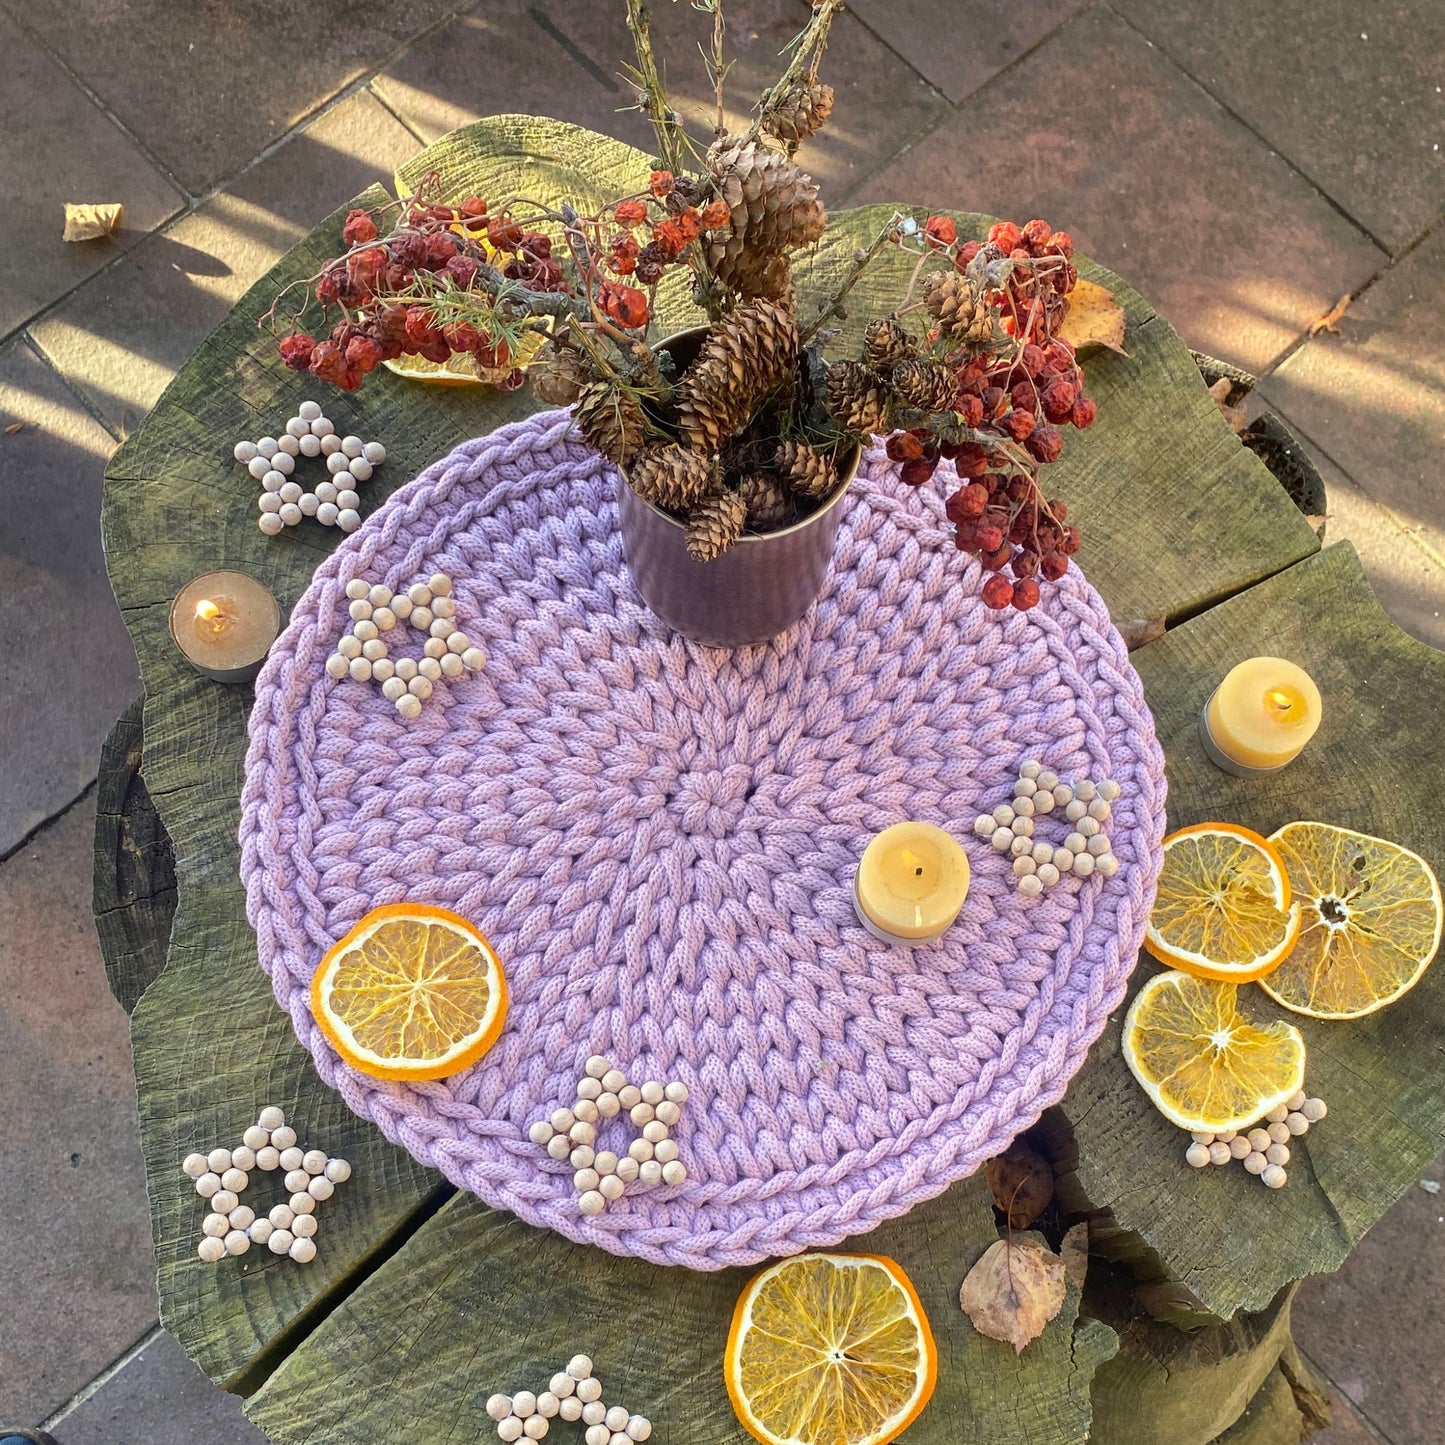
[195,599,221,623]
[1266,689,1295,715]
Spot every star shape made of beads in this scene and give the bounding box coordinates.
[326,571,486,719]
[233,400,385,536]
[485,1355,653,1444]
[529,1057,689,1216]
[181,1105,352,1265]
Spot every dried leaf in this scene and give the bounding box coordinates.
[959,1233,1066,1354]
[1308,294,1351,336]
[1207,376,1248,434]
[984,1142,1054,1229]
[62,202,124,242]
[3,422,22,436]
[1060,1221,1089,1291]
[1115,617,1166,651]
[1059,278,1128,355]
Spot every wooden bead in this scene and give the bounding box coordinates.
[601,1070,627,1094]
[595,1092,620,1118]
[550,1107,576,1132]
[567,1354,594,1380]
[630,1102,655,1126]
[1065,800,1087,823]
[1032,790,1055,814]
[576,1076,604,1101]
[1031,841,1054,865]
[229,1205,255,1230]
[661,1160,687,1186]
[1098,780,1120,801]
[1010,816,1034,838]
[1036,863,1061,887]
[991,827,1014,853]
[486,1394,513,1421]
[1010,835,1033,858]
[248,1218,273,1245]
[1013,777,1037,798]
[1185,1142,1211,1168]
[992,803,1015,827]
[1094,854,1119,877]
[1242,1151,1268,1175]
[1087,798,1111,822]
[210,1189,238,1215]
[626,1418,651,1441]
[1072,852,1095,878]
[569,1120,597,1146]
[1229,1136,1253,1159]
[584,1427,609,1445]
[1037,771,1059,791]
[575,1380,604,1404]
[221,1167,249,1193]
[270,1204,295,1229]
[664,1082,689,1103]
[498,1420,525,1443]
[606,1407,630,1432]
[255,1146,280,1171]
[1246,1128,1271,1152]
[653,1139,679,1164]
[279,1146,304,1171]
[579,1190,606,1216]
[1265,1143,1290,1166]
[1262,1164,1287,1189]
[599,1174,626,1201]
[1078,815,1101,837]
[285,1169,310,1194]
[639,1160,664,1186]
[182,1152,209,1179]
[642,1120,668,1143]
[570,1146,595,1170]
[308,1175,335,1201]
[291,1212,318,1238]
[289,1236,318,1264]
[1012,796,1035,819]
[225,1230,251,1256]
[615,1156,640,1183]
[1013,856,1037,878]
[550,1373,576,1399]
[1207,1141,1231,1166]
[202,1213,229,1237]
[1268,1122,1291,1145]
[546,1135,571,1160]
[974,815,995,838]
[1087,834,1112,856]
[1053,848,1075,872]
[268,1229,295,1255]
[462,648,487,671]
[243,1124,270,1150]
[325,1158,351,1184]
[654,1100,681,1126]
[195,1172,221,1198]
[1064,832,1087,855]
[1286,1112,1310,1136]
[617,1084,642,1109]
[1018,875,1043,898]
[593,1151,619,1177]
[1190,1131,1215,1144]
[1019,759,1042,779]
[1302,1098,1327,1122]
[207,1147,233,1172]
[1074,779,1096,802]
[289,1191,316,1214]
[574,1168,601,1193]
[271,1125,297,1149]
[198,1236,226,1263]
[628,1138,654,1162]
[573,1098,600,1124]
[536,1392,561,1419]
[1052,784,1073,807]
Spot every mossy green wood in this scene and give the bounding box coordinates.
[94,113,1336,1422]
[94,697,176,1015]
[1053,542,1445,1324]
[245,1175,1117,1445]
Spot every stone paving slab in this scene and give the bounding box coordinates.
[374,0,944,201]
[847,0,1086,104]
[1292,1150,1445,1445]
[0,0,456,196]
[31,89,421,433]
[43,1331,269,1445]
[856,4,1386,374]
[1260,222,1445,556]
[0,797,157,1424]
[0,342,139,857]
[1112,0,1445,254]
[0,7,182,340]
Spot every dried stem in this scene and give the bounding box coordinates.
[710,1,728,137]
[798,213,902,346]
[746,0,845,146]
[624,0,689,175]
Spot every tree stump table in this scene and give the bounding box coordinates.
[94,117,1445,1444]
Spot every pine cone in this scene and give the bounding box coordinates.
[825,361,890,437]
[704,135,826,299]
[762,82,835,145]
[775,440,838,500]
[529,343,594,407]
[675,299,800,455]
[573,381,645,465]
[627,445,719,513]
[891,358,957,414]
[922,270,993,344]
[685,490,748,562]
[864,317,917,371]
[738,472,794,530]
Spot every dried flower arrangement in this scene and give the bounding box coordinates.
[265,0,1096,609]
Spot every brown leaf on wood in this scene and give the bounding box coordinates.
[1308,294,1351,336]
[3,422,22,436]
[959,1233,1066,1354]
[1060,1221,1089,1292]
[1115,617,1166,651]
[1207,376,1248,434]
[1058,278,1128,355]
[62,202,124,242]
[984,1142,1054,1229]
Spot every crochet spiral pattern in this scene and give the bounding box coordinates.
[241,411,1166,1271]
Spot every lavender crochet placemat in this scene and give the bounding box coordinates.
[241,410,1167,1271]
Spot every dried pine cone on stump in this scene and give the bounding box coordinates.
[891,359,957,414]
[762,82,834,145]
[864,318,917,371]
[776,440,837,500]
[529,343,594,407]
[686,490,748,562]
[628,445,719,513]
[675,299,800,455]
[737,472,794,530]
[704,136,826,300]
[923,270,993,344]
[573,382,645,465]
[825,361,890,437]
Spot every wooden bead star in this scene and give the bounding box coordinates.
[529,1057,689,1215]
[485,1355,653,1442]
[973,761,1121,898]
[233,400,385,536]
[181,1105,351,1264]
[325,572,486,718]
[1184,1090,1326,1189]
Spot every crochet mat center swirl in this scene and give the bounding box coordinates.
[241,411,1166,1271]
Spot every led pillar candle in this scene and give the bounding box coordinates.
[1200,657,1322,775]
[854,822,970,945]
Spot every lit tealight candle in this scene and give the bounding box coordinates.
[854,822,970,945]
[169,570,281,683]
[1201,657,1322,775]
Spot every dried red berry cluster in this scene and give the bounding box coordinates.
[277,198,567,390]
[604,172,729,289]
[887,217,1095,612]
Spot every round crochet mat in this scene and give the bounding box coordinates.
[242,411,1166,1271]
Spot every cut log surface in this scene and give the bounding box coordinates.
[93,115,1433,1442]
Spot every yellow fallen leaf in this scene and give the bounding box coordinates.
[1059,277,1128,355]
[1308,293,1351,336]
[959,1232,1066,1353]
[63,203,124,242]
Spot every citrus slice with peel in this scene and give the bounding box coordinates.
[1258,822,1443,1019]
[725,1252,937,1445]
[1122,970,1306,1132]
[310,903,507,1081]
[1145,823,1302,982]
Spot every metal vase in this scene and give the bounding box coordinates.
[618,328,860,649]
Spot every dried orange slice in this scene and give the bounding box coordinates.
[1145,823,1302,982]
[310,903,507,1081]
[1258,822,1443,1019]
[725,1252,937,1445]
[1123,970,1306,1132]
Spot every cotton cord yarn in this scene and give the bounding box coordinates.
[241,411,1167,1271]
